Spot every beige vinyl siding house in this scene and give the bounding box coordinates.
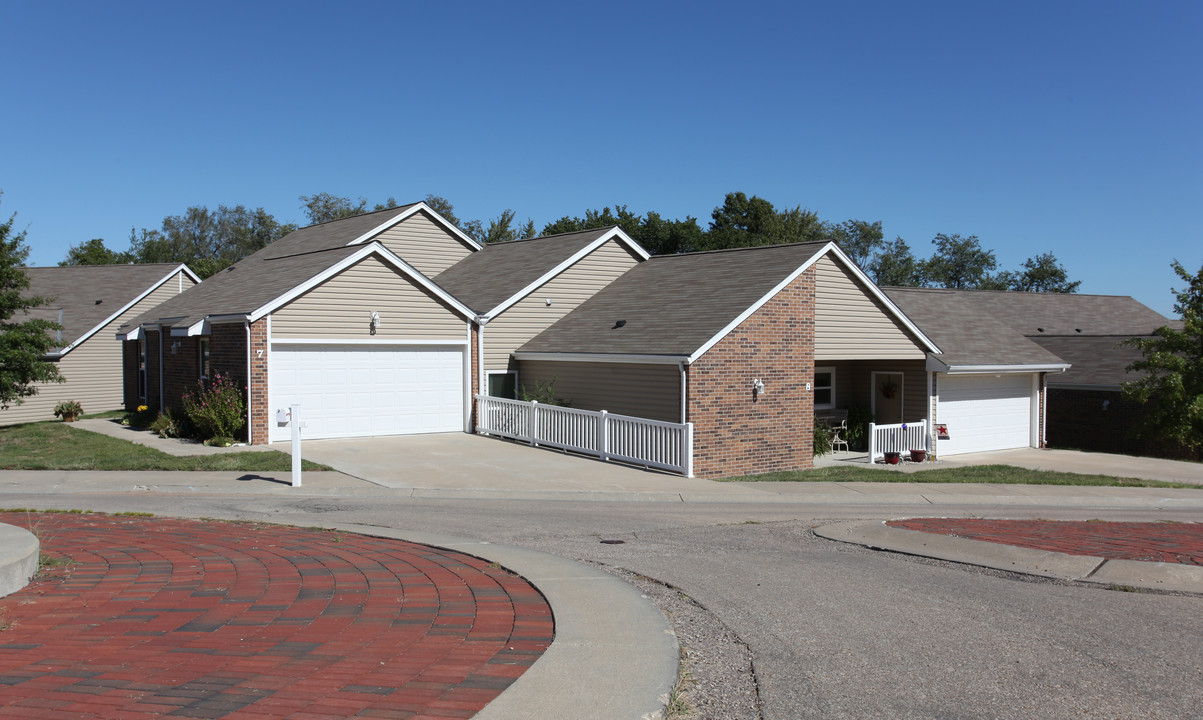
[814,256,925,361]
[481,239,643,373]
[518,360,681,422]
[271,256,469,341]
[373,209,477,277]
[2,265,197,426]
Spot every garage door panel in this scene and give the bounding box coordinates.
[938,374,1032,455]
[269,344,464,442]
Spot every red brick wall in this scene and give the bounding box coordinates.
[162,337,200,417]
[122,340,139,410]
[687,267,815,478]
[249,319,269,445]
[145,330,162,412]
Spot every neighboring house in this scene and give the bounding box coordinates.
[433,227,649,399]
[883,288,1071,457]
[116,205,646,447]
[514,242,940,478]
[889,290,1180,459]
[117,203,481,444]
[1,264,199,426]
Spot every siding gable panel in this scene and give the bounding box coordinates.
[373,210,475,277]
[814,256,925,360]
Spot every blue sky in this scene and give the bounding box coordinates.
[3,1,1199,317]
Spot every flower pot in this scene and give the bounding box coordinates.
[884,451,901,465]
[910,449,927,463]
[62,415,78,423]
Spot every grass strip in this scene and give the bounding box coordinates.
[724,463,1198,489]
[0,422,331,472]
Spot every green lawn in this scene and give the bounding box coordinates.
[724,463,1199,490]
[0,422,331,472]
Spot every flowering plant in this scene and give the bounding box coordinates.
[182,373,246,440]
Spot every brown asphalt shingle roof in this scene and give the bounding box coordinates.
[932,289,1172,337]
[1029,335,1149,387]
[519,242,829,357]
[22,264,189,347]
[435,228,619,313]
[119,205,429,331]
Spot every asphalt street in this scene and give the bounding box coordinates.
[2,490,1198,720]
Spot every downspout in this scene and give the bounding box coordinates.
[158,330,164,413]
[926,370,934,455]
[679,361,687,424]
[245,320,253,445]
[477,320,486,400]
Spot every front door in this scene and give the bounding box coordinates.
[872,372,904,424]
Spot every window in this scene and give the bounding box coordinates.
[198,337,211,382]
[814,366,835,409]
[137,338,147,400]
[487,371,517,399]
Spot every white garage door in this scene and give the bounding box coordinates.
[269,344,464,442]
[936,374,1033,455]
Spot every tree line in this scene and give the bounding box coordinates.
[59,190,1079,293]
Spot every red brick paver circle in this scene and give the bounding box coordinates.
[887,518,1203,566]
[0,513,553,719]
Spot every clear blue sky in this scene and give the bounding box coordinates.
[3,1,1199,317]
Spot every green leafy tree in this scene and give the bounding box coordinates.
[705,192,824,250]
[1007,252,1080,293]
[869,236,924,286]
[0,196,63,409]
[827,219,884,268]
[1122,260,1203,455]
[129,205,296,278]
[59,238,132,266]
[920,233,998,289]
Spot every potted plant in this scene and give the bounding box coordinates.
[883,451,901,465]
[910,449,927,463]
[54,400,83,422]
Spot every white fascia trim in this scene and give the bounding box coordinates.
[345,202,483,253]
[116,327,140,341]
[206,314,252,325]
[170,320,207,337]
[61,264,199,355]
[512,351,688,366]
[928,357,1072,375]
[246,242,476,323]
[269,338,469,347]
[481,227,649,321]
[820,243,942,355]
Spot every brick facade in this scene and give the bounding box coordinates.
[162,336,200,417]
[122,340,139,410]
[144,330,162,413]
[687,267,816,478]
[249,319,269,445]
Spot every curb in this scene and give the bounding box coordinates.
[814,519,1203,594]
[0,522,39,599]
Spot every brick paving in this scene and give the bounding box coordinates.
[887,518,1203,566]
[0,513,553,719]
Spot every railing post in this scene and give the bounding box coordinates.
[684,422,694,477]
[530,400,539,446]
[867,422,876,464]
[598,410,609,462]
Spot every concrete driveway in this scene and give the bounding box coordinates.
[274,432,730,497]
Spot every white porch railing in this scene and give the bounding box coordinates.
[867,420,930,463]
[475,395,694,477]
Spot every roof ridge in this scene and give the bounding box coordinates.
[297,202,420,231]
[492,226,618,245]
[648,240,829,261]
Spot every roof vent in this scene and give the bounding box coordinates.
[94,299,102,305]
[1037,327,1044,333]
[1075,328,1082,333]
[613,320,627,329]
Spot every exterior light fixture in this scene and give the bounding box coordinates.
[753,378,766,398]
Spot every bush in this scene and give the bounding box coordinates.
[148,410,183,439]
[125,404,157,428]
[182,373,246,441]
[813,422,832,456]
[846,406,873,451]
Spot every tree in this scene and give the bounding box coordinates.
[1122,260,1203,455]
[129,205,296,278]
[705,192,824,250]
[920,233,998,289]
[827,219,884,268]
[299,193,369,225]
[1007,252,1080,293]
[0,196,63,409]
[59,238,131,266]
[869,237,924,286]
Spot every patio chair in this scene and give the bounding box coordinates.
[829,417,849,453]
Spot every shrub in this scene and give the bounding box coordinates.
[54,400,83,420]
[846,406,873,450]
[148,409,184,438]
[519,377,570,406]
[182,373,246,441]
[813,422,832,456]
[125,404,157,429]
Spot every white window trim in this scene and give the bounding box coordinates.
[814,366,836,410]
